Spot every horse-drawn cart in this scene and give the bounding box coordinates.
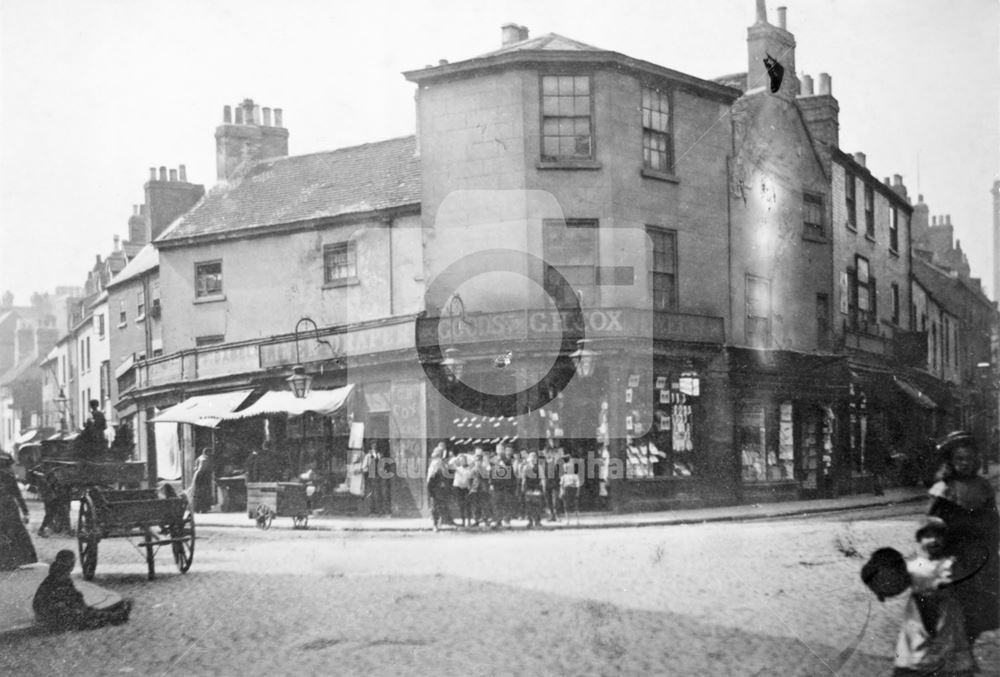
[246,481,311,529]
[77,486,195,581]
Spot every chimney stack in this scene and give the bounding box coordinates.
[853,152,866,168]
[113,234,120,251]
[817,73,832,95]
[501,23,522,46]
[145,165,205,241]
[215,98,290,182]
[747,5,798,96]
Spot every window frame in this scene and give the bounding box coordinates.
[845,172,857,230]
[136,288,146,321]
[864,184,875,239]
[889,206,900,254]
[645,225,678,311]
[802,191,825,239]
[745,274,771,347]
[118,299,127,327]
[890,282,900,325]
[322,241,360,287]
[640,85,673,174]
[194,260,224,299]
[540,74,594,162]
[542,218,599,308]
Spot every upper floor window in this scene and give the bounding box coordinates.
[889,207,899,253]
[94,313,105,339]
[646,226,677,311]
[845,173,857,229]
[746,275,771,348]
[543,218,598,307]
[541,75,592,161]
[864,185,875,238]
[849,255,876,330]
[803,192,824,239]
[118,300,126,326]
[136,289,146,320]
[641,86,672,172]
[816,293,831,351]
[890,283,900,325]
[195,261,223,298]
[323,242,358,286]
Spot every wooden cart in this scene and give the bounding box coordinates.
[76,486,195,581]
[31,459,146,498]
[246,481,310,529]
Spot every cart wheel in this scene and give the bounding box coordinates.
[77,494,99,581]
[292,514,309,530]
[171,505,195,574]
[255,504,273,530]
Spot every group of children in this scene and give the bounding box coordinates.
[861,431,998,676]
[425,442,583,531]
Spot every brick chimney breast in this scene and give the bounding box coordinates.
[215,98,290,181]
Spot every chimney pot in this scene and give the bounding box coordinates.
[133,204,139,216]
[918,193,924,202]
[234,107,244,124]
[113,234,120,250]
[893,174,902,186]
[159,166,167,181]
[274,108,283,127]
[853,152,866,168]
[947,214,951,225]
[169,169,178,182]
[755,0,767,23]
[262,107,272,126]
[179,164,187,182]
[818,73,832,95]
[777,6,787,29]
[241,99,255,124]
[932,216,937,225]
[438,59,448,66]
[254,105,261,125]
[884,177,891,186]
[149,167,156,181]
[800,74,814,95]
[518,25,529,41]
[223,105,232,123]
[501,23,522,46]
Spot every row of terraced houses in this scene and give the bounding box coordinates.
[8,3,999,516]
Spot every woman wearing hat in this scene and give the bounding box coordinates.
[0,450,37,570]
[927,431,999,647]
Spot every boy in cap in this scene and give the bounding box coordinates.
[861,517,976,676]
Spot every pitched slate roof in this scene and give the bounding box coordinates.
[476,32,604,57]
[157,135,420,245]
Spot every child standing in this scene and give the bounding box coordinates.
[861,517,978,676]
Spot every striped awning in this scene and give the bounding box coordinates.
[221,385,354,420]
[150,390,254,428]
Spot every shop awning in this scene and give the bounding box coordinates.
[893,376,938,409]
[15,428,44,445]
[149,390,254,428]
[221,385,354,420]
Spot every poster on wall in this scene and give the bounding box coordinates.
[655,376,667,390]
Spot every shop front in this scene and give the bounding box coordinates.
[728,349,848,503]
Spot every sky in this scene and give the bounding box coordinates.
[1,0,998,304]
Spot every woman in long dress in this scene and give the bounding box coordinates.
[0,451,37,570]
[927,431,999,646]
[189,450,214,513]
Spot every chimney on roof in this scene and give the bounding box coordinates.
[501,23,523,46]
[128,202,147,245]
[853,152,866,168]
[798,71,838,166]
[800,74,813,95]
[113,234,120,251]
[215,97,290,182]
[891,174,908,201]
[776,6,787,29]
[747,4,798,96]
[145,165,205,241]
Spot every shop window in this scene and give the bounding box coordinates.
[739,402,794,482]
[798,406,834,490]
[541,75,592,161]
[641,86,672,172]
[745,275,770,348]
[646,226,677,311]
[543,218,598,307]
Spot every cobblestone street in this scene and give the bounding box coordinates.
[3,501,998,677]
